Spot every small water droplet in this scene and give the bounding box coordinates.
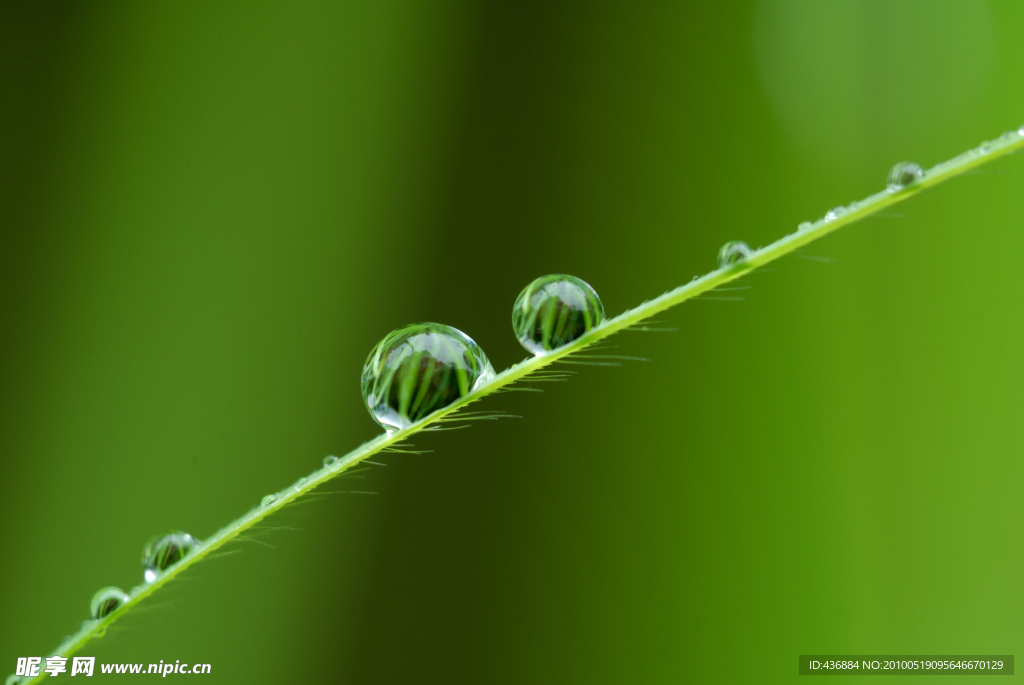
[824,206,848,222]
[142,531,198,582]
[296,477,307,486]
[887,162,924,191]
[323,455,339,467]
[718,241,752,268]
[90,586,130,619]
[512,275,606,356]
[798,221,812,231]
[362,323,495,430]
[691,275,699,282]
[1018,125,1024,136]
[979,141,992,155]
[261,494,278,508]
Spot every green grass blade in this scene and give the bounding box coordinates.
[11,126,1024,685]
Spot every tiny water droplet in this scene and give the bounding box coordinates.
[979,141,992,155]
[824,206,847,222]
[512,275,606,356]
[1018,125,1024,136]
[717,241,752,268]
[323,455,339,467]
[798,221,812,231]
[362,323,495,430]
[142,530,198,582]
[691,275,699,281]
[90,586,130,619]
[261,494,277,508]
[887,162,924,191]
[296,477,307,486]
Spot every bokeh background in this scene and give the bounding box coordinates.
[2,1,1023,682]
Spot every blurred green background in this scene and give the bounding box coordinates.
[2,1,1023,682]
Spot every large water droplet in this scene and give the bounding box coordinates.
[511,275,606,356]
[718,241,752,268]
[323,455,339,467]
[887,162,924,191]
[142,531,198,582]
[261,494,277,508]
[362,323,495,431]
[90,586,130,619]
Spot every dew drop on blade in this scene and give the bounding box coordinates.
[261,494,277,508]
[511,274,606,356]
[823,206,847,222]
[323,455,339,467]
[90,586,130,619]
[141,530,198,582]
[798,221,812,231]
[718,241,752,268]
[362,323,495,430]
[886,162,924,192]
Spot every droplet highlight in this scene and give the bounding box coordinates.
[718,241,752,268]
[90,586,130,619]
[511,275,606,356]
[361,323,495,430]
[887,162,924,191]
[142,531,198,582]
[798,221,812,231]
[261,494,277,508]
[323,455,339,467]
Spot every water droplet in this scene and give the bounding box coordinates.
[323,455,339,467]
[887,162,924,191]
[1019,125,1024,136]
[142,531,198,582]
[362,323,495,430]
[979,141,992,155]
[512,275,606,356]
[718,241,752,268]
[90,586,129,619]
[823,206,847,222]
[7,675,23,685]
[261,494,277,508]
[798,221,812,231]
